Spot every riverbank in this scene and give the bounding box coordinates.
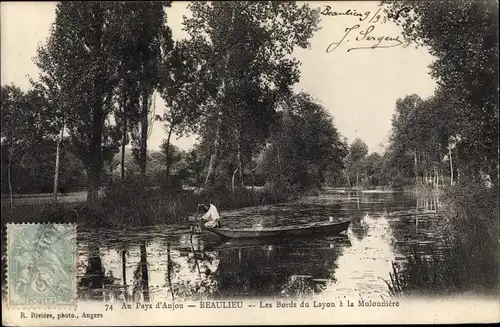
[388,181,499,296]
[338,184,442,196]
[2,181,298,229]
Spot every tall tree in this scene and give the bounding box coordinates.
[1,85,59,206]
[157,40,204,184]
[364,152,386,187]
[1,85,29,208]
[111,1,143,180]
[345,138,369,188]
[29,78,66,202]
[383,0,499,187]
[258,92,348,191]
[129,2,173,177]
[181,2,321,188]
[34,2,122,203]
[389,94,424,183]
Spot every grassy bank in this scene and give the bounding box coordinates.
[2,179,298,229]
[388,180,499,296]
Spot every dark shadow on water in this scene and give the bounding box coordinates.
[135,242,150,302]
[77,231,122,301]
[349,213,370,241]
[210,234,351,299]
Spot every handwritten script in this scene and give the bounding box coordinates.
[321,6,409,53]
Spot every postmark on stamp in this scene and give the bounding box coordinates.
[6,223,77,308]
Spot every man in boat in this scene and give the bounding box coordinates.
[198,203,221,228]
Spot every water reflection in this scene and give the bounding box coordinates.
[167,234,220,300]
[76,189,447,302]
[132,242,150,302]
[322,213,396,300]
[416,195,441,212]
[77,231,122,302]
[213,235,349,299]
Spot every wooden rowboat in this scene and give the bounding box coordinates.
[203,219,351,239]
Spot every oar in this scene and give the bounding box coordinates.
[190,211,203,242]
[190,219,196,242]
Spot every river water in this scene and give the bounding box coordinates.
[76,189,445,303]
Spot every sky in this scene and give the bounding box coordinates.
[1,1,437,153]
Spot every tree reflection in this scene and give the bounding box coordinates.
[349,212,370,241]
[121,249,129,301]
[214,236,346,298]
[132,241,150,302]
[163,234,219,300]
[166,242,175,300]
[280,275,319,298]
[416,195,441,211]
[77,237,121,301]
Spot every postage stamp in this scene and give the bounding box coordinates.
[6,223,77,308]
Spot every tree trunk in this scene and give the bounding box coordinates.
[86,8,105,205]
[277,143,281,168]
[8,144,13,211]
[165,125,174,185]
[496,139,500,189]
[204,5,235,188]
[237,130,243,188]
[120,73,128,180]
[448,145,454,186]
[87,97,104,204]
[413,150,418,184]
[231,168,238,192]
[491,159,499,190]
[204,110,223,188]
[356,171,359,188]
[53,122,64,204]
[454,145,461,184]
[434,166,439,189]
[121,120,127,180]
[140,89,149,176]
[251,169,255,191]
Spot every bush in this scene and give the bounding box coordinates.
[2,176,300,229]
[391,176,414,191]
[38,177,297,228]
[99,177,192,228]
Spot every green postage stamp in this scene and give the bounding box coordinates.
[6,223,77,308]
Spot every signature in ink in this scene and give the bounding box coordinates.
[326,24,403,52]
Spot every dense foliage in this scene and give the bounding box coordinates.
[258,93,348,192]
[382,0,499,187]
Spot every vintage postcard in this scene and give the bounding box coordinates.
[1,0,499,325]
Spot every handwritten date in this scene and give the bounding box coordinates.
[321,6,410,24]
